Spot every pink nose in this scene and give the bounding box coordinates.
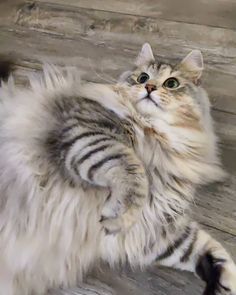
[145,83,157,94]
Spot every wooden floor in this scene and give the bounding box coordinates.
[0,1,236,294]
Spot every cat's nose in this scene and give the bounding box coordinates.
[145,83,157,94]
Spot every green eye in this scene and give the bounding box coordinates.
[163,77,180,89]
[137,72,150,84]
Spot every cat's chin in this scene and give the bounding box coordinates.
[134,90,165,112]
[135,99,165,118]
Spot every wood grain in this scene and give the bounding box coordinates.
[212,112,236,147]
[16,2,236,74]
[38,0,236,30]
[14,2,236,114]
[0,0,24,26]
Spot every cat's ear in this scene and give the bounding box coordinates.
[179,50,204,83]
[135,43,155,67]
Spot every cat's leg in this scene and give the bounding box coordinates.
[65,133,149,233]
[156,221,236,295]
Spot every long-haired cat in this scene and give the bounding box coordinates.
[0,43,235,295]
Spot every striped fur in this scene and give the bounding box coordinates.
[0,45,234,295]
[45,95,149,233]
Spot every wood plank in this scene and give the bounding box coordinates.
[37,0,236,30]
[13,2,236,114]
[93,266,203,295]
[212,112,236,147]
[48,279,114,295]
[0,23,235,115]
[0,0,25,26]
[16,2,236,75]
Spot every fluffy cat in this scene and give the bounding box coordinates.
[0,43,235,295]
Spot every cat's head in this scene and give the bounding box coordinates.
[117,44,226,184]
[119,43,210,131]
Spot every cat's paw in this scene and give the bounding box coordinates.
[200,258,236,295]
[99,216,123,235]
[100,206,140,235]
[218,262,236,295]
[100,180,148,234]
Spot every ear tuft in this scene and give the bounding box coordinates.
[135,43,155,67]
[180,50,204,79]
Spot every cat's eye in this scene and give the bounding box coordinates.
[137,72,150,84]
[163,77,180,89]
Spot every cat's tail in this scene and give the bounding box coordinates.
[0,55,14,84]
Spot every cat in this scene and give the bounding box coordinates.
[0,43,235,295]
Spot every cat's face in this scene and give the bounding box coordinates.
[119,43,209,129]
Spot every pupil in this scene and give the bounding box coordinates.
[168,80,175,87]
[163,77,179,88]
[138,72,149,83]
[141,75,147,83]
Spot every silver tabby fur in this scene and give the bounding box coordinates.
[0,44,235,295]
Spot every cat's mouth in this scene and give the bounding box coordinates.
[140,94,160,108]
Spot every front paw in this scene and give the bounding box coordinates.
[99,216,123,235]
[100,179,148,234]
[100,207,140,235]
[218,262,236,295]
[197,254,236,295]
